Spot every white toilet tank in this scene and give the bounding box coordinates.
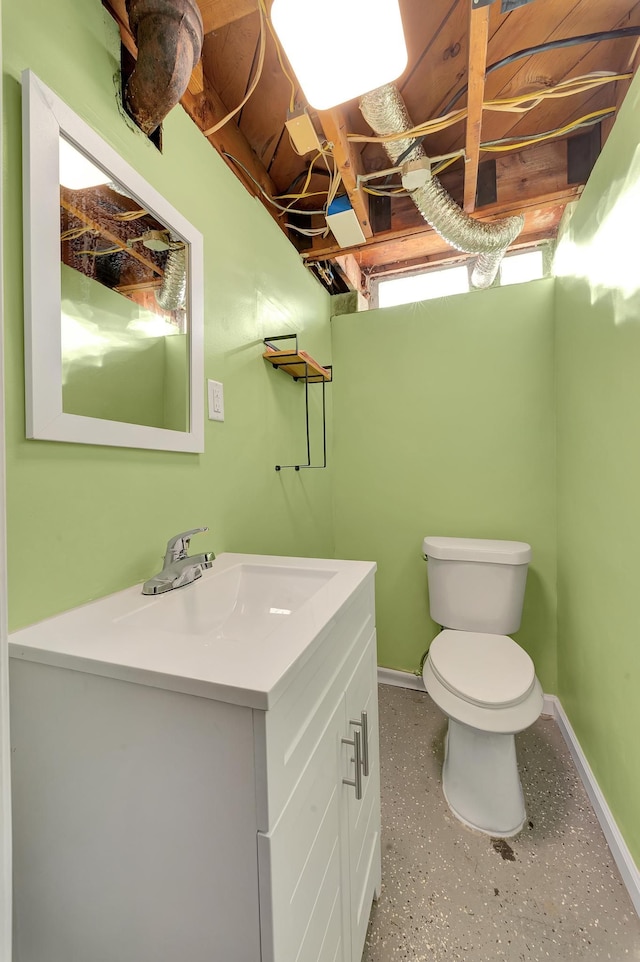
[423,537,532,634]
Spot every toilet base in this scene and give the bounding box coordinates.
[442,718,526,838]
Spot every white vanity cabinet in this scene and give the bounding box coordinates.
[9,554,380,962]
[256,587,380,962]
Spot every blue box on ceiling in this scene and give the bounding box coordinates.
[326,195,367,248]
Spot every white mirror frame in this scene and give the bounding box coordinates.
[22,69,205,453]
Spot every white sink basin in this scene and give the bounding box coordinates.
[118,563,336,639]
[9,553,376,709]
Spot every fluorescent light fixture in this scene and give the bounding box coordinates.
[271,0,408,111]
[59,137,110,190]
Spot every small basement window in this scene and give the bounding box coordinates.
[377,264,470,308]
[499,249,545,286]
[373,246,547,309]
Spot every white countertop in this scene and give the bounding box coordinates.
[9,553,376,710]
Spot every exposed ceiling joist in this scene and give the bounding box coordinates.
[304,186,582,266]
[463,2,490,211]
[317,108,373,239]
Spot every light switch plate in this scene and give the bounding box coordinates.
[207,379,224,422]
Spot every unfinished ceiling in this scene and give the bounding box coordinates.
[103,0,640,299]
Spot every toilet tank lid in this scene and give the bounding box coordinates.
[422,537,532,565]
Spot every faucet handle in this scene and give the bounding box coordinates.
[164,527,209,564]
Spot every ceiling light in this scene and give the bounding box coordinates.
[271,0,408,111]
[59,137,110,190]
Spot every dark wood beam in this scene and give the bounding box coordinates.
[463,2,490,212]
[317,108,373,239]
[303,187,582,267]
[366,230,558,279]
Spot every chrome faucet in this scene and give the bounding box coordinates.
[142,527,215,595]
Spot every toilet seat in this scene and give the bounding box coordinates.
[423,629,544,734]
[428,630,535,708]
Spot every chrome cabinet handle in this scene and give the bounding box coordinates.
[342,730,363,800]
[350,711,369,776]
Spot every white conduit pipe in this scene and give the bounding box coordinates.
[359,84,524,288]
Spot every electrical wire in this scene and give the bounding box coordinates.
[390,28,640,168]
[483,72,631,112]
[60,225,96,241]
[221,151,337,216]
[78,246,122,257]
[358,107,615,201]
[110,209,148,221]
[259,0,297,113]
[285,222,330,236]
[442,27,640,116]
[347,107,468,144]
[347,71,630,146]
[363,185,406,196]
[479,106,615,151]
[202,1,267,137]
[431,155,460,176]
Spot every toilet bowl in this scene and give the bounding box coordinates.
[422,537,543,837]
[423,629,543,836]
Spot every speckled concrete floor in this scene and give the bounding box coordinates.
[363,684,640,962]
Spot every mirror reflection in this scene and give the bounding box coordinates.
[59,137,189,431]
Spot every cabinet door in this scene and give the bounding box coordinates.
[257,695,348,962]
[342,631,382,962]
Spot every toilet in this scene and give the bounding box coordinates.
[422,536,543,837]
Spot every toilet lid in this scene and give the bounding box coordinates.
[428,630,535,708]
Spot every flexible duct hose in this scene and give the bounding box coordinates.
[155,246,186,311]
[359,84,524,288]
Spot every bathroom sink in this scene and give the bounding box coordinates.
[118,563,336,639]
[8,552,376,709]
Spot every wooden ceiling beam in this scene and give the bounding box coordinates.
[303,186,582,266]
[366,229,558,279]
[463,1,490,212]
[198,0,258,33]
[317,108,373,239]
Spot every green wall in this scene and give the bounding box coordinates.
[331,281,557,693]
[2,0,333,630]
[554,72,640,863]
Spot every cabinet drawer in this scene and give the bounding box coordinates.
[257,697,347,962]
[254,581,375,830]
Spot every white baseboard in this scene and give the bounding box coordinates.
[543,695,640,917]
[377,667,425,690]
[378,669,640,917]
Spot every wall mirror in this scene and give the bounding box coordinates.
[22,70,204,452]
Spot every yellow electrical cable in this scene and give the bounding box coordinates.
[346,71,630,144]
[277,151,328,215]
[484,72,632,112]
[347,107,468,144]
[431,154,461,175]
[78,246,122,257]
[259,0,297,113]
[60,225,94,241]
[111,209,148,221]
[202,1,267,137]
[362,186,406,196]
[480,107,614,152]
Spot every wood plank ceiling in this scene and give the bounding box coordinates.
[104,0,640,300]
